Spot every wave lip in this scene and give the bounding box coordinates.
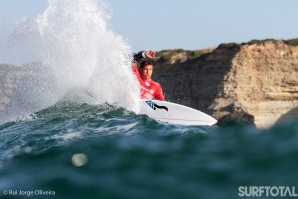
[0,0,139,124]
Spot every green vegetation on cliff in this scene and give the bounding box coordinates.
[284,38,298,46]
[217,43,241,49]
[136,38,298,64]
[155,48,215,63]
[153,38,298,63]
[219,38,298,48]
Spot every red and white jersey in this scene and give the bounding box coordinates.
[132,63,165,100]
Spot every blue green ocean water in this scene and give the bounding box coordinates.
[0,101,298,199]
[1,0,298,198]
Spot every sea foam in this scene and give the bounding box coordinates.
[0,0,139,124]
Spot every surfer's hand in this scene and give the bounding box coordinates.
[145,50,156,59]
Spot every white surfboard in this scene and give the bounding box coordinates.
[138,99,217,126]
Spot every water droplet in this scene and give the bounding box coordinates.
[71,153,88,167]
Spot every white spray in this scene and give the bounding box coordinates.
[0,0,140,124]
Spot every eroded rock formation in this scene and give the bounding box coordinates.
[152,39,298,128]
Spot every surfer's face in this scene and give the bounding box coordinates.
[140,65,153,80]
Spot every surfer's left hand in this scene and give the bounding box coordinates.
[145,50,156,59]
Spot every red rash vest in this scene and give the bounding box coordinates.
[132,62,165,100]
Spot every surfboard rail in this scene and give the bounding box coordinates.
[138,100,217,126]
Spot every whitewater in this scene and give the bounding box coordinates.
[1,1,298,199]
[0,0,139,125]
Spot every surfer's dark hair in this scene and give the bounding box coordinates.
[140,61,153,69]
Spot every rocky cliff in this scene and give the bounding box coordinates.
[150,39,298,128]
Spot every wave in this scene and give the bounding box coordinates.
[0,0,139,125]
[0,102,297,199]
[0,100,214,167]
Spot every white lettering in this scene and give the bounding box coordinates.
[252,186,259,196]
[244,186,251,196]
[270,186,279,197]
[264,186,270,196]
[238,186,244,197]
[19,190,34,196]
[238,186,297,197]
[283,186,291,196]
[259,186,264,196]
[280,186,285,196]
[293,186,298,196]
[9,190,17,195]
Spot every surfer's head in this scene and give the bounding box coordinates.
[139,61,153,80]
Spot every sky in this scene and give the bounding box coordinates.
[0,0,298,52]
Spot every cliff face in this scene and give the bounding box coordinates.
[152,40,298,128]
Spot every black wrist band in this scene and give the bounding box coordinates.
[133,51,145,61]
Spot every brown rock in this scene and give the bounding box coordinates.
[152,39,298,128]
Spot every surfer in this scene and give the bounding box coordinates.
[132,50,165,100]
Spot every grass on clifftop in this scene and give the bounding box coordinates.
[219,38,298,48]
[284,38,298,46]
[154,48,215,63]
[152,38,298,63]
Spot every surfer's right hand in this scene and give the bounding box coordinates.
[145,50,156,59]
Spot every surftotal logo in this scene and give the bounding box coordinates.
[145,100,168,111]
[238,186,297,197]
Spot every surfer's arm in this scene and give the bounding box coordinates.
[133,50,156,61]
[155,93,165,101]
[133,51,146,61]
[132,62,140,77]
[155,84,165,100]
